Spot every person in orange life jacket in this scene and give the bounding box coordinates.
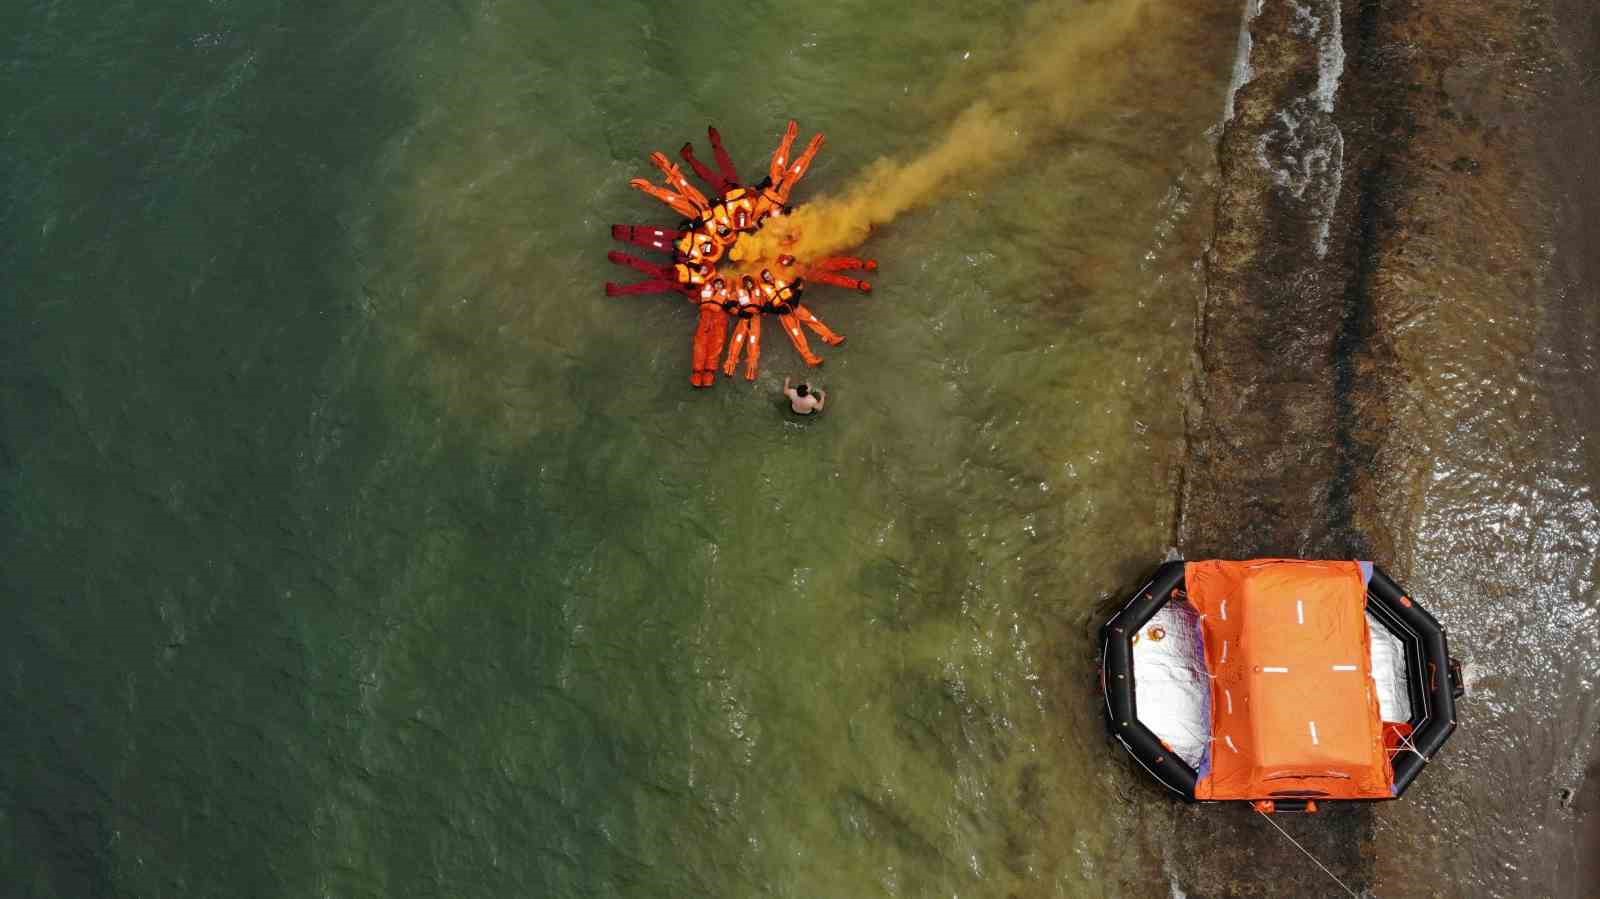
[753,194,797,229]
[723,276,764,380]
[758,268,801,312]
[690,277,732,387]
[783,376,826,414]
[611,224,684,253]
[760,269,822,367]
[672,260,713,287]
[763,260,837,345]
[674,231,725,267]
[696,203,743,249]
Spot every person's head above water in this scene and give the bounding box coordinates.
[712,277,726,289]
[741,275,756,289]
[760,268,776,284]
[795,383,810,397]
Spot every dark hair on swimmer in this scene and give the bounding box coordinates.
[796,383,809,397]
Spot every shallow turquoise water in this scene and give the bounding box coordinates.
[1,1,1238,895]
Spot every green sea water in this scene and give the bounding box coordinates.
[1,1,1238,895]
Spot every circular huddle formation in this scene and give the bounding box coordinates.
[604,121,879,387]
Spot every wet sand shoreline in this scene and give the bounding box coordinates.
[1120,0,1600,894]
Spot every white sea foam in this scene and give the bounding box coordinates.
[1223,0,1265,121]
[1246,0,1348,257]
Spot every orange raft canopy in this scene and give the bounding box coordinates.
[1100,559,1463,811]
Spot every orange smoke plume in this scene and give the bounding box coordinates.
[739,0,1156,265]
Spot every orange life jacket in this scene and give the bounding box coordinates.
[700,203,733,232]
[723,187,757,231]
[675,262,710,287]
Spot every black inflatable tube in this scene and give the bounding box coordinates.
[1366,566,1458,796]
[1100,561,1197,799]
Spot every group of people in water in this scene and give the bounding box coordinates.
[604,121,877,399]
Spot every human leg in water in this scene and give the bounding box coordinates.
[629,178,703,219]
[723,317,753,376]
[809,255,877,273]
[774,132,826,203]
[607,250,673,280]
[703,307,729,385]
[793,304,844,345]
[649,152,711,211]
[690,303,730,386]
[804,270,872,293]
[708,126,740,187]
[768,120,800,185]
[611,224,683,253]
[680,142,736,195]
[606,279,686,297]
[742,314,763,380]
[779,313,823,366]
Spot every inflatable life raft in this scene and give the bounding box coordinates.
[1100,559,1463,812]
